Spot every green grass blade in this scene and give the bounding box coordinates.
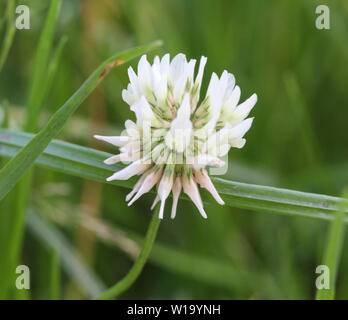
[49,248,60,300]
[43,36,68,108]
[0,0,16,73]
[283,73,321,168]
[25,0,61,132]
[316,189,348,300]
[0,129,347,222]
[7,32,68,300]
[0,100,9,128]
[27,210,106,298]
[5,2,65,299]
[0,40,162,202]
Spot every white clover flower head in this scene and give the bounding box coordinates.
[95,53,257,219]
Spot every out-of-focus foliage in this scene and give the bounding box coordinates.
[0,0,348,299]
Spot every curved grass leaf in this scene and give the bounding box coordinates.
[0,40,163,202]
[0,129,347,222]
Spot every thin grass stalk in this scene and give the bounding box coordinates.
[0,0,16,73]
[50,248,60,300]
[316,189,348,300]
[96,206,161,300]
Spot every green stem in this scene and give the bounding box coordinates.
[96,207,161,300]
[316,188,348,300]
[50,248,60,300]
[0,0,16,74]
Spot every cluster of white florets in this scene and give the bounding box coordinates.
[95,54,257,219]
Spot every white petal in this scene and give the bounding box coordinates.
[106,161,150,181]
[192,154,225,170]
[193,56,207,92]
[228,118,254,140]
[186,59,196,88]
[157,168,174,219]
[223,72,236,101]
[165,94,193,152]
[94,135,130,147]
[170,53,187,85]
[153,73,167,106]
[131,96,159,127]
[233,93,257,120]
[153,56,160,67]
[230,138,246,149]
[126,173,148,202]
[127,67,141,99]
[205,125,230,154]
[104,154,122,165]
[173,74,187,105]
[171,177,182,219]
[122,87,134,106]
[125,120,139,138]
[160,54,170,75]
[203,72,227,130]
[181,174,207,219]
[194,169,224,205]
[224,85,241,113]
[151,195,160,210]
[128,168,163,206]
[176,93,191,119]
[137,55,152,91]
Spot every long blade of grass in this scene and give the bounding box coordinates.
[26,210,106,298]
[0,0,16,73]
[0,129,347,222]
[315,189,348,300]
[283,72,322,168]
[25,0,61,132]
[43,36,68,108]
[50,248,60,300]
[4,1,65,299]
[0,100,9,128]
[0,40,162,202]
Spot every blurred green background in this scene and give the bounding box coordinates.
[1,0,348,299]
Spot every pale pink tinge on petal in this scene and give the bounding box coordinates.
[171,176,182,219]
[106,161,150,181]
[181,174,207,219]
[104,154,122,165]
[125,173,148,202]
[94,135,130,147]
[127,168,163,206]
[151,195,160,210]
[157,171,174,219]
[194,169,224,205]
